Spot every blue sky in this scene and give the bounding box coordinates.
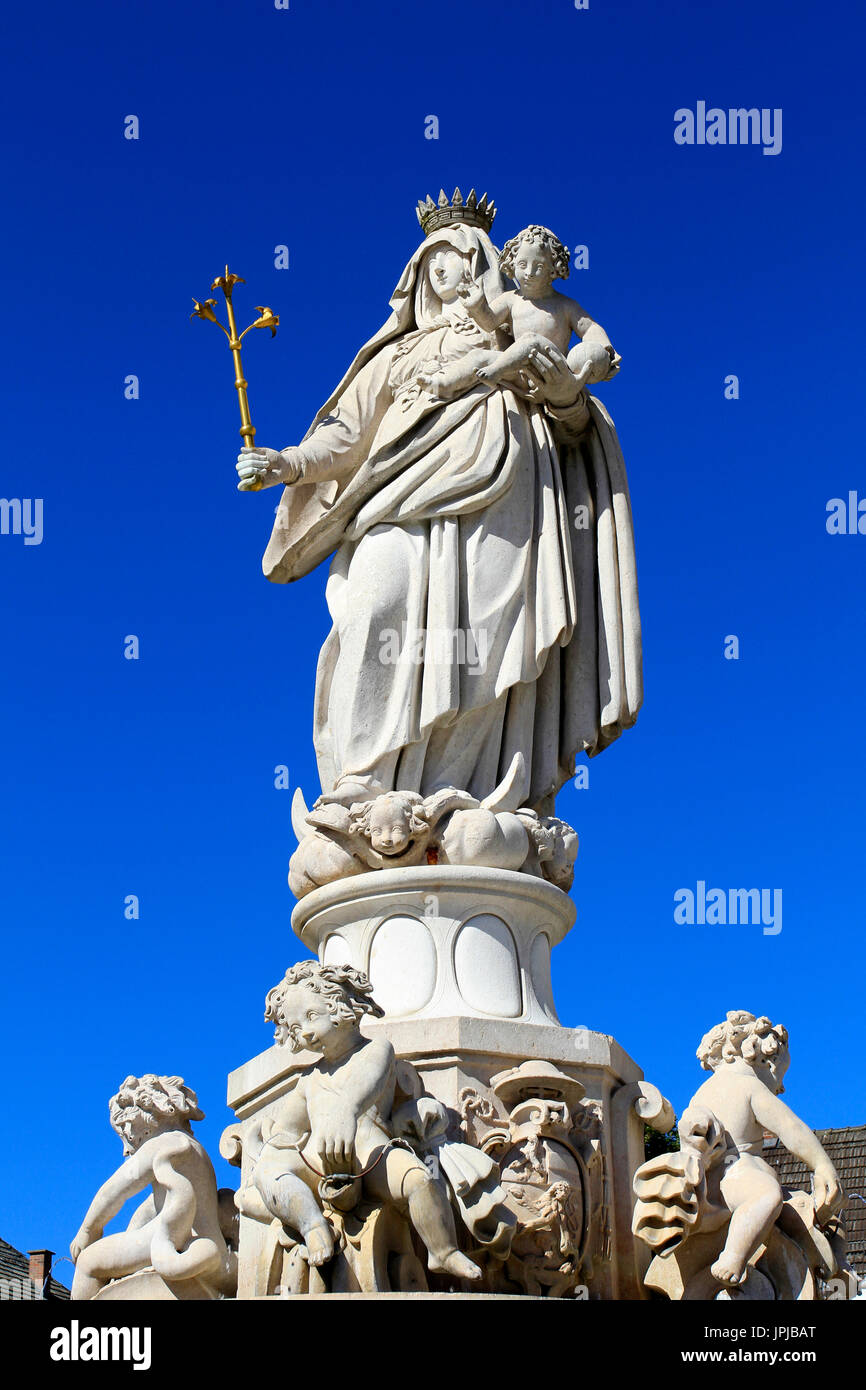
[1,0,864,1266]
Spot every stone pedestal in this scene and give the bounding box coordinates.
[226,1028,659,1300]
[225,868,667,1299]
[291,866,575,1026]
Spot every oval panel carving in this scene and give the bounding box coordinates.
[529,930,557,1021]
[454,914,521,1017]
[369,915,437,1016]
[322,933,353,967]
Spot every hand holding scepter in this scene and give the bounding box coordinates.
[191,267,283,491]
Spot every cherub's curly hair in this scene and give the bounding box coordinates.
[264,961,384,1051]
[500,225,570,283]
[348,792,428,840]
[697,1011,788,1073]
[109,1074,204,1154]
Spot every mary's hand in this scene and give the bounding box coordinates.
[522,342,583,408]
[236,446,301,492]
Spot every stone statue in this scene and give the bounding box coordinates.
[70,1075,237,1301]
[632,1012,849,1300]
[235,189,641,886]
[184,184,750,1303]
[233,961,507,1290]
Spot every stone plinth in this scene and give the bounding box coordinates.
[291,866,576,1025]
[226,1014,654,1301]
[224,868,667,1300]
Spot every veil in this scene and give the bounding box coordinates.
[298,223,505,442]
[263,224,505,583]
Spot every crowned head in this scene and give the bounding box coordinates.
[416,187,496,237]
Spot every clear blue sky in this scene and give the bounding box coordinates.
[1,0,864,1264]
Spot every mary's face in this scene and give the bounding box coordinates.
[425,245,468,302]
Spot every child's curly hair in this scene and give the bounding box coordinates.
[697,1010,788,1073]
[109,1074,204,1154]
[348,791,428,840]
[265,961,384,1050]
[500,225,571,283]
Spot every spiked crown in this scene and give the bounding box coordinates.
[416,187,496,237]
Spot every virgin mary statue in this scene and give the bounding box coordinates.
[236,194,642,816]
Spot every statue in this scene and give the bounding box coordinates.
[70,1075,237,1301]
[181,186,762,1304]
[234,189,642,884]
[632,1012,849,1300]
[232,961,514,1294]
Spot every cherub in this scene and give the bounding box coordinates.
[245,961,481,1281]
[418,225,618,401]
[348,789,530,871]
[517,810,580,889]
[348,788,533,872]
[348,790,432,863]
[684,1011,843,1289]
[70,1075,235,1300]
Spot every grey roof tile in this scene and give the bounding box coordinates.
[763,1124,866,1276]
[0,1237,70,1300]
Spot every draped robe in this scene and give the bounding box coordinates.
[262,226,642,811]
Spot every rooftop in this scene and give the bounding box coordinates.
[763,1124,866,1277]
[0,1238,70,1300]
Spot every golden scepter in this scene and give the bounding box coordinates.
[191,267,279,490]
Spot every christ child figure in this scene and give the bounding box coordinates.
[459,223,620,391]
